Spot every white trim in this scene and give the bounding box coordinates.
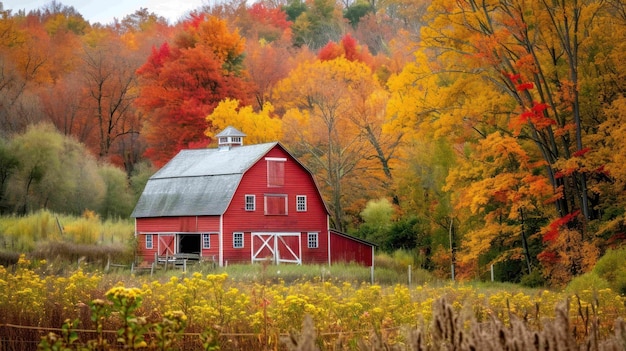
[219,215,224,267]
[146,234,153,249]
[202,233,211,249]
[264,157,287,161]
[307,232,318,248]
[327,217,331,266]
[296,195,307,212]
[233,232,244,248]
[251,232,301,265]
[245,194,256,211]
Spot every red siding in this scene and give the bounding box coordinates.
[136,234,157,263]
[135,216,220,263]
[329,231,374,266]
[135,144,374,267]
[221,146,330,265]
[136,216,219,233]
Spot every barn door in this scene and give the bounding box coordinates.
[158,234,175,256]
[252,233,301,265]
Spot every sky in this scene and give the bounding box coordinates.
[1,0,210,24]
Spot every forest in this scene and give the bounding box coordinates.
[0,0,625,287]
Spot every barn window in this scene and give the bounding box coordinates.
[202,233,210,249]
[233,232,244,248]
[265,194,287,215]
[245,195,256,211]
[307,232,318,249]
[146,234,153,249]
[296,195,307,212]
[266,157,286,187]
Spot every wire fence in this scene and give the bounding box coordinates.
[0,322,379,351]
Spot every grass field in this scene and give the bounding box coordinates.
[0,255,624,350]
[1,211,625,350]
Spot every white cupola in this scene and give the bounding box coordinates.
[216,126,246,150]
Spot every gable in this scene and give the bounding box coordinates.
[131,141,331,218]
[132,143,276,218]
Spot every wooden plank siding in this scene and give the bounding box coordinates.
[135,216,220,263]
[221,146,330,266]
[329,230,374,267]
[133,141,375,267]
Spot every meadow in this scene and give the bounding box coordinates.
[0,255,625,350]
[1,211,625,350]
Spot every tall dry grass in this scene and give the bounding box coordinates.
[0,209,135,269]
[284,299,626,351]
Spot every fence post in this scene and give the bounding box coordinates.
[408,265,412,286]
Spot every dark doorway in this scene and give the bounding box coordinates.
[178,234,201,254]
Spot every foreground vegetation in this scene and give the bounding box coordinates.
[0,256,625,350]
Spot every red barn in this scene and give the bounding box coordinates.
[131,127,374,267]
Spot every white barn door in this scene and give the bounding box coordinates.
[252,233,301,264]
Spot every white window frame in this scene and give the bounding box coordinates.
[307,232,318,249]
[146,234,153,249]
[233,232,244,248]
[245,194,256,211]
[296,195,307,212]
[202,233,211,249]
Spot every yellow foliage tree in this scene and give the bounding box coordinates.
[205,98,282,144]
[274,57,392,231]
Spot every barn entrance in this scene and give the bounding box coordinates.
[158,234,175,256]
[252,232,301,264]
[178,234,201,254]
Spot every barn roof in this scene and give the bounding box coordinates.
[131,142,278,218]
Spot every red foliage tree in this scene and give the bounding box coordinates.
[135,16,253,166]
[318,33,374,68]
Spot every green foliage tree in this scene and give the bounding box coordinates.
[129,161,156,203]
[359,197,393,244]
[5,123,105,215]
[290,0,344,49]
[0,138,18,213]
[344,1,373,27]
[98,164,134,218]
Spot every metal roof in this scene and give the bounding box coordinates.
[131,142,277,218]
[216,126,246,138]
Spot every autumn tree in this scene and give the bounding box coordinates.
[0,137,18,213]
[205,98,283,144]
[135,14,253,166]
[5,123,105,215]
[289,0,345,49]
[274,56,391,231]
[242,2,293,42]
[244,39,300,109]
[410,0,624,283]
[79,31,144,171]
[318,33,374,67]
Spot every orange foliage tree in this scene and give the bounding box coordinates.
[390,0,625,283]
[135,14,253,166]
[274,56,391,231]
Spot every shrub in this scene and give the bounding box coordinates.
[565,272,611,293]
[520,269,545,288]
[593,246,626,294]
